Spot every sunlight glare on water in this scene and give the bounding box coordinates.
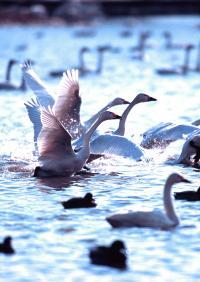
[0,16,200,281]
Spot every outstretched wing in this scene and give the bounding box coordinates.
[53,69,82,138]
[24,98,42,143]
[90,134,143,160]
[38,108,73,157]
[21,61,55,107]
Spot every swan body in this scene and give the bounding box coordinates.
[0,236,15,255]
[34,109,121,177]
[177,134,200,165]
[174,187,200,201]
[84,93,156,160]
[106,173,191,229]
[141,122,200,149]
[89,240,127,269]
[61,192,96,208]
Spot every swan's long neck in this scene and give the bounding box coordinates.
[19,77,26,91]
[6,61,14,81]
[113,97,140,136]
[182,48,192,74]
[163,178,179,225]
[84,101,113,130]
[78,117,105,161]
[96,50,104,74]
[195,44,200,72]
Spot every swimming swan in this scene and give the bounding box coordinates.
[34,109,121,177]
[87,93,157,160]
[106,173,191,229]
[141,122,200,149]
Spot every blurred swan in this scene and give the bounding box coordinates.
[49,47,90,77]
[177,134,200,165]
[22,61,129,146]
[156,44,194,75]
[163,31,186,49]
[87,93,157,160]
[106,173,191,229]
[34,109,121,177]
[0,59,26,91]
[141,122,200,149]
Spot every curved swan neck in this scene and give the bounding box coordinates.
[79,49,86,70]
[163,178,179,225]
[182,47,192,74]
[6,60,15,81]
[20,77,26,90]
[84,101,113,129]
[114,97,139,136]
[96,50,104,74]
[195,44,200,72]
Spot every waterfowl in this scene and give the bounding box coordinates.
[87,93,157,160]
[177,134,200,165]
[156,44,194,75]
[34,109,121,178]
[130,31,151,60]
[141,122,200,149]
[174,187,200,201]
[0,59,26,91]
[61,192,96,208]
[0,236,15,255]
[89,240,127,269]
[49,47,90,77]
[23,62,129,146]
[106,173,191,229]
[163,31,184,49]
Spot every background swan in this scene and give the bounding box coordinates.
[87,93,156,160]
[141,122,200,149]
[34,109,121,177]
[106,173,191,229]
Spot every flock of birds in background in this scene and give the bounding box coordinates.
[1,28,200,269]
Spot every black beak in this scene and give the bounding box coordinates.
[183,178,192,184]
[123,99,130,104]
[148,96,157,101]
[114,114,121,119]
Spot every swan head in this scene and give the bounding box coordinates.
[99,111,121,121]
[80,47,90,53]
[111,240,126,252]
[167,173,191,186]
[189,136,200,150]
[3,236,12,246]
[112,97,130,106]
[97,45,111,52]
[134,93,157,103]
[9,59,18,66]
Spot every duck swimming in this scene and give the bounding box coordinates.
[174,187,200,201]
[61,192,96,208]
[0,236,15,255]
[89,240,127,269]
[106,173,191,229]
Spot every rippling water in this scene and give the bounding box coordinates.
[0,16,200,281]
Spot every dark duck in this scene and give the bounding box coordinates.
[0,236,15,255]
[61,192,97,209]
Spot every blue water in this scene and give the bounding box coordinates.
[0,16,200,281]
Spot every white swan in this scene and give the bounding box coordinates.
[141,122,200,149]
[87,93,157,160]
[106,173,191,229]
[22,62,129,144]
[177,134,200,165]
[34,109,121,177]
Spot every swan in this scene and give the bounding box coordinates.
[0,236,15,255]
[49,47,90,77]
[156,44,194,75]
[34,109,121,177]
[0,59,26,91]
[177,134,200,165]
[86,93,157,160]
[89,240,127,269]
[61,192,96,208]
[174,187,200,201]
[141,122,200,149]
[129,31,151,61]
[106,173,191,229]
[163,31,185,49]
[22,63,129,143]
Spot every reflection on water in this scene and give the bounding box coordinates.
[0,16,200,281]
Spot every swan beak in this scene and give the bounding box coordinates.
[113,114,121,119]
[123,99,130,104]
[182,178,191,183]
[148,96,157,101]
